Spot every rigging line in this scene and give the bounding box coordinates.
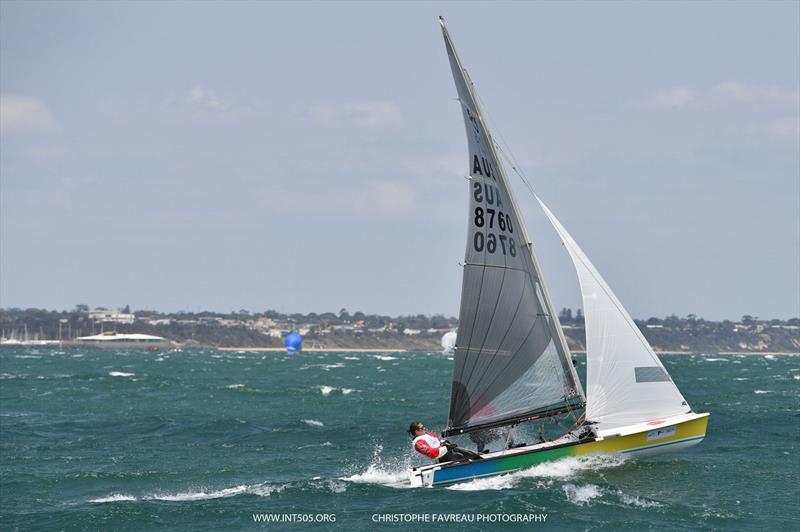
[548,345,581,426]
[538,200,671,374]
[472,89,537,193]
[549,311,582,395]
[493,143,671,374]
[478,127,582,395]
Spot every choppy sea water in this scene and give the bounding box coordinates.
[1,349,798,530]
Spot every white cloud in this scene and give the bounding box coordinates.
[640,87,696,111]
[164,86,251,122]
[307,102,403,129]
[266,180,415,219]
[709,81,799,108]
[639,82,799,112]
[0,94,57,131]
[756,116,800,142]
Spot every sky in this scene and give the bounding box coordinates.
[1,1,798,321]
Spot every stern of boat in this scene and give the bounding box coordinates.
[407,464,439,488]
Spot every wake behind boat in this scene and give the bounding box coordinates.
[408,18,709,488]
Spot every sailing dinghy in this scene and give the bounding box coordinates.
[408,18,709,488]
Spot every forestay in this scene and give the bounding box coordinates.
[440,19,583,436]
[534,197,692,430]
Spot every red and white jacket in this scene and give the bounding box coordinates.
[412,432,448,460]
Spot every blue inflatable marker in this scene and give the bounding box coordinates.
[284,332,302,353]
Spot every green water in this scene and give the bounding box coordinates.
[1,349,797,530]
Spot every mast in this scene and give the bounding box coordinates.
[439,17,584,437]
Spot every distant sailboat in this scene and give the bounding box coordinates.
[408,17,709,487]
[441,330,457,354]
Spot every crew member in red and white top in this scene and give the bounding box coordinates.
[408,421,455,462]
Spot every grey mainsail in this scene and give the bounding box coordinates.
[439,18,584,437]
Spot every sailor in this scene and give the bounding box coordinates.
[407,421,458,462]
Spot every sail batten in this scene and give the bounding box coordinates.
[440,18,583,435]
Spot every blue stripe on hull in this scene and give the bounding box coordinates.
[433,460,507,484]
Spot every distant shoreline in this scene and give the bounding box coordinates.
[214,347,798,355]
[216,347,407,353]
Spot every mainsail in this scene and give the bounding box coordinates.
[440,18,584,437]
[534,197,692,430]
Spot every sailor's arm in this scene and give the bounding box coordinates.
[414,439,448,459]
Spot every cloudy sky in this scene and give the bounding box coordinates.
[1,1,798,321]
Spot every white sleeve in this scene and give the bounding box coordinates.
[436,446,448,459]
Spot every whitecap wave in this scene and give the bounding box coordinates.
[764,355,778,360]
[298,441,333,449]
[108,371,135,377]
[563,483,602,506]
[312,479,348,494]
[704,358,729,362]
[226,384,245,389]
[754,390,774,394]
[372,355,397,361]
[89,493,136,503]
[147,485,250,501]
[302,419,324,427]
[90,482,287,503]
[318,385,357,396]
[617,490,663,508]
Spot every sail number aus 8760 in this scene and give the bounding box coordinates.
[474,207,516,256]
[474,232,517,256]
[474,207,513,233]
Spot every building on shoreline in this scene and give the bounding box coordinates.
[72,332,171,350]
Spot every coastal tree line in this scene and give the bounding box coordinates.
[1,306,798,352]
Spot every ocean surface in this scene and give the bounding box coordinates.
[1,348,798,531]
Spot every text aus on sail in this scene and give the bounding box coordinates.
[471,161,517,258]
